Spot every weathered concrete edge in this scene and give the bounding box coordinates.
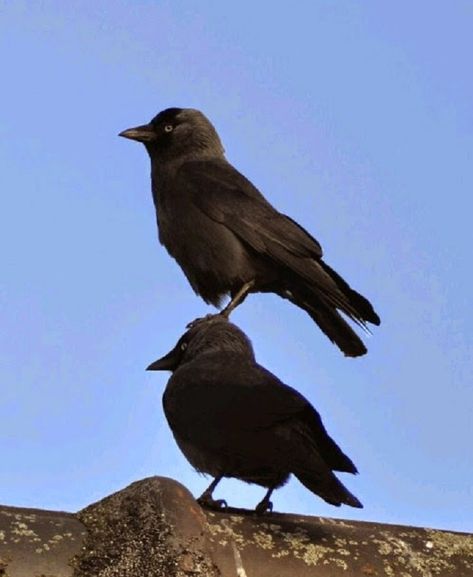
[2,476,473,577]
[72,476,220,576]
[72,476,473,577]
[205,505,473,577]
[0,504,86,577]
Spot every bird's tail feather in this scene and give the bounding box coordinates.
[287,287,369,357]
[319,261,380,326]
[297,414,359,474]
[295,470,363,508]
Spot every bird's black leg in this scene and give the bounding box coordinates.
[220,280,255,318]
[255,488,274,515]
[197,476,227,510]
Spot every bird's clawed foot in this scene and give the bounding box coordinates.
[220,280,255,318]
[254,496,273,515]
[186,314,219,329]
[197,493,228,511]
[187,280,255,328]
[197,476,227,510]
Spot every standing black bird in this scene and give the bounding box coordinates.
[120,107,380,357]
[147,316,363,513]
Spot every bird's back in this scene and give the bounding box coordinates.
[163,352,356,477]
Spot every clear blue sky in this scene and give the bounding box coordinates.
[1,2,472,533]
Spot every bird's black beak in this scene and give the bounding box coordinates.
[146,344,181,372]
[119,123,156,143]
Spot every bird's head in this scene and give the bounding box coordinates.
[119,107,225,162]
[146,315,254,372]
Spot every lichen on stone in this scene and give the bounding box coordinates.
[252,530,274,550]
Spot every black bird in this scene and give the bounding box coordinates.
[120,108,380,357]
[147,316,363,513]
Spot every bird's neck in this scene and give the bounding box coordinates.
[149,152,224,188]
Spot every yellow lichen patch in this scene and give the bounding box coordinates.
[328,556,349,570]
[253,530,274,550]
[323,518,356,529]
[424,529,473,565]
[300,543,332,566]
[10,520,39,540]
[371,528,473,576]
[271,548,290,558]
[281,527,310,549]
[49,534,64,543]
[206,520,226,535]
[207,518,247,549]
[16,513,36,522]
[372,539,392,556]
[334,536,354,557]
[259,522,283,534]
[206,514,473,575]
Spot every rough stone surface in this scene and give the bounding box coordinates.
[1,477,472,576]
[205,507,473,577]
[0,504,86,577]
[72,476,220,577]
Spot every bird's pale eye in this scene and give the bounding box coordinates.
[164,125,174,133]
[180,342,188,351]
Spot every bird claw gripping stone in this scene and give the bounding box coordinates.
[197,495,228,511]
[186,313,222,330]
[255,499,273,515]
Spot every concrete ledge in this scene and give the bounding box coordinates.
[1,476,472,576]
[74,476,219,577]
[205,506,473,576]
[0,504,85,577]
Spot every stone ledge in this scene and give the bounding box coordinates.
[0,504,85,577]
[1,476,472,576]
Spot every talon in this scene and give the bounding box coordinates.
[198,495,228,510]
[186,314,217,329]
[255,499,273,515]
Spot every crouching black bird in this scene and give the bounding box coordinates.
[147,316,363,513]
[120,107,380,357]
